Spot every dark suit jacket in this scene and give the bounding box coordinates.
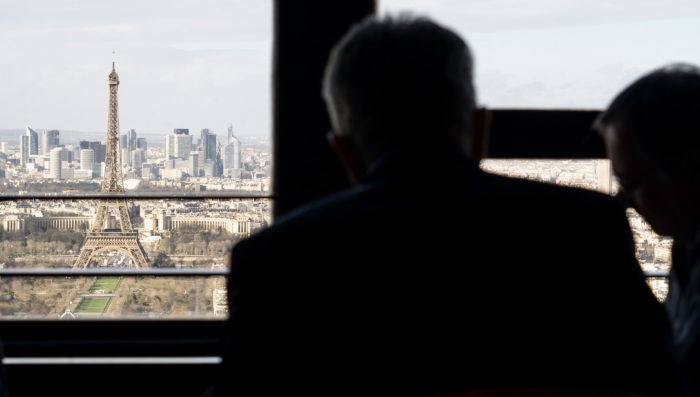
[218,146,679,396]
[667,235,700,397]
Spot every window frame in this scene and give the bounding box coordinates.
[0,2,648,396]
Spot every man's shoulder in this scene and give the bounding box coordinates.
[247,173,625,232]
[234,173,628,255]
[479,171,624,213]
[232,187,365,251]
[266,187,368,232]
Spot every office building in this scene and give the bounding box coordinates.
[165,132,192,160]
[26,127,39,155]
[80,149,95,170]
[41,129,60,155]
[49,147,64,179]
[19,135,30,167]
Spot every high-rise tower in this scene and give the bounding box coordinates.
[19,135,30,167]
[223,124,242,174]
[40,129,60,155]
[26,126,39,155]
[73,61,148,268]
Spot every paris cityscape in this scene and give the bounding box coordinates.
[0,64,669,319]
[0,64,271,320]
[0,155,671,319]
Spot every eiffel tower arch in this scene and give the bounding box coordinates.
[73,60,149,269]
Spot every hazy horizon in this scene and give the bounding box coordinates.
[0,128,269,148]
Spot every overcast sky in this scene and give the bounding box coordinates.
[1,1,699,139]
[0,0,272,138]
[380,0,700,109]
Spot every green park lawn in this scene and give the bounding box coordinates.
[89,277,121,293]
[75,297,112,313]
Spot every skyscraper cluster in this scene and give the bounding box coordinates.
[121,129,147,172]
[162,127,239,178]
[19,127,61,170]
[5,123,257,184]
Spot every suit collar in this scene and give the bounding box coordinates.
[365,143,480,183]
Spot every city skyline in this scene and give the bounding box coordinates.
[0,127,266,149]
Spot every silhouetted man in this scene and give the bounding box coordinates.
[219,14,679,396]
[595,63,700,397]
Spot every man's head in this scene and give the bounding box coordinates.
[322,14,488,183]
[594,63,700,242]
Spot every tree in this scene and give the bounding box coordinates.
[151,252,173,268]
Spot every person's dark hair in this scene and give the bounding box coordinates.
[322,13,477,163]
[594,63,700,170]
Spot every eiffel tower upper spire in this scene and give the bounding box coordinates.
[109,51,119,85]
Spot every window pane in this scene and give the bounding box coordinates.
[0,1,272,196]
[0,197,269,320]
[379,0,700,110]
[0,1,272,319]
[0,275,226,320]
[378,2,675,299]
[481,159,670,301]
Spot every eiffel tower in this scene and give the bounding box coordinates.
[73,60,149,269]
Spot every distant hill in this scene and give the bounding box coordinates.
[0,129,269,151]
[0,129,154,146]
[0,130,22,144]
[0,129,105,145]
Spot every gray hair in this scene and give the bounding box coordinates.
[322,13,477,163]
